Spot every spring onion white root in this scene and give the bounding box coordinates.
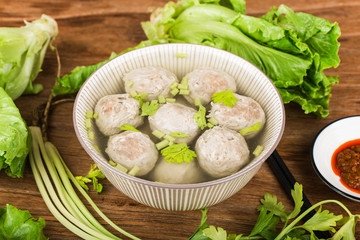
[29,126,141,240]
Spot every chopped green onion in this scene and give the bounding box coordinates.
[176,52,187,58]
[193,104,207,130]
[86,110,94,119]
[170,82,179,89]
[85,118,92,130]
[239,122,262,136]
[119,124,140,132]
[158,95,166,104]
[170,88,179,96]
[93,113,98,119]
[128,166,140,176]
[151,99,158,104]
[134,92,148,101]
[152,130,165,139]
[129,90,138,98]
[181,77,188,85]
[194,98,201,106]
[166,98,176,103]
[156,139,170,150]
[115,164,128,173]
[179,89,190,95]
[253,145,264,157]
[208,117,218,126]
[164,134,176,142]
[92,144,101,153]
[207,123,214,128]
[108,160,117,167]
[87,131,95,140]
[125,81,134,88]
[177,83,188,90]
[170,132,191,138]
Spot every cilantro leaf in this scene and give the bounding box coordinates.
[250,207,279,237]
[161,142,196,163]
[193,104,207,130]
[257,193,288,221]
[202,226,227,240]
[300,206,342,233]
[188,209,210,240]
[332,215,358,240]
[288,182,304,220]
[119,124,140,132]
[141,101,159,116]
[0,204,47,240]
[76,164,105,193]
[211,89,238,108]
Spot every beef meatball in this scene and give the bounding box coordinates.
[195,126,250,178]
[148,103,200,144]
[183,67,237,106]
[105,131,158,176]
[208,93,265,139]
[94,94,143,136]
[149,157,205,184]
[123,66,178,101]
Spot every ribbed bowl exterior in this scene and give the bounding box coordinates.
[73,43,285,211]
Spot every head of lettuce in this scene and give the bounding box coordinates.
[0,14,58,100]
[0,87,31,177]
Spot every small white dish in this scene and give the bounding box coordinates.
[312,115,360,201]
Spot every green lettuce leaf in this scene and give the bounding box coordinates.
[51,39,166,96]
[0,204,47,240]
[0,14,58,100]
[0,87,30,178]
[141,0,340,118]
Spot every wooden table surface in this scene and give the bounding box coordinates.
[1,0,359,239]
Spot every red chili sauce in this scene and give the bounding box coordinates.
[331,139,360,194]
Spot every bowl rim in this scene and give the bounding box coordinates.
[73,43,286,189]
[311,115,360,201]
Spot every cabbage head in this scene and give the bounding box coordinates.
[0,14,58,100]
[0,87,31,177]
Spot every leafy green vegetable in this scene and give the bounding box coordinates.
[189,182,360,239]
[141,101,159,116]
[29,126,141,240]
[0,87,31,178]
[119,124,140,132]
[211,89,238,108]
[0,204,47,240]
[76,164,105,193]
[0,14,58,100]
[51,39,165,96]
[141,0,340,118]
[161,142,197,163]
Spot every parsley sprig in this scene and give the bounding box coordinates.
[75,164,105,194]
[211,89,238,108]
[161,142,197,163]
[189,182,360,240]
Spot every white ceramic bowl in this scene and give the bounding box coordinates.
[312,115,360,201]
[73,43,285,211]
